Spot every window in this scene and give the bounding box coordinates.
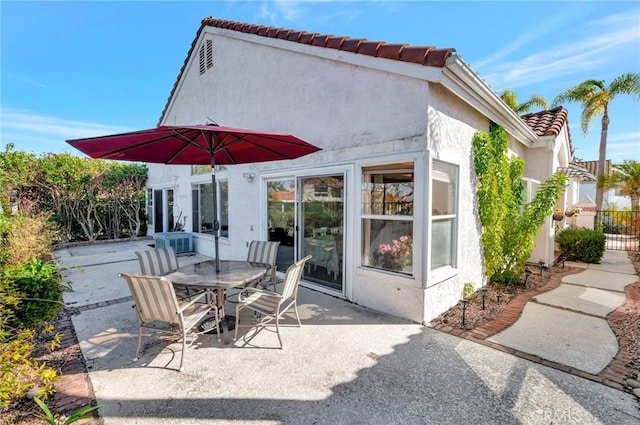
[192,180,229,237]
[146,189,153,226]
[430,160,458,270]
[521,178,540,210]
[361,164,414,275]
[314,184,329,197]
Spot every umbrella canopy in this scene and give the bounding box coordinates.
[66,125,320,165]
[67,125,321,270]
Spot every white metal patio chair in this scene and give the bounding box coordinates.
[119,272,219,371]
[234,255,311,348]
[135,247,194,300]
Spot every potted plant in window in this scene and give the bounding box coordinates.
[375,235,413,272]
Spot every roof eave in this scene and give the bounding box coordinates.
[440,56,538,146]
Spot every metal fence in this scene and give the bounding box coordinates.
[596,210,640,251]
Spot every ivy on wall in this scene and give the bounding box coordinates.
[472,127,567,278]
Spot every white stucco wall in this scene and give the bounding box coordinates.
[422,84,486,321]
[147,26,550,324]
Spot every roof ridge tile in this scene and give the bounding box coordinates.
[200,16,455,68]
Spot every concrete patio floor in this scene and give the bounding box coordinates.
[55,241,640,424]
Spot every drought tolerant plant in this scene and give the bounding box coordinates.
[0,327,58,407]
[462,282,475,300]
[473,126,567,279]
[34,397,101,425]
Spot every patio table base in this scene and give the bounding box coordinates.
[199,315,236,334]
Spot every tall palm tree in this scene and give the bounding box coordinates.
[598,160,640,210]
[500,89,548,114]
[553,73,640,211]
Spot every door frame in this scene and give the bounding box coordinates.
[261,164,354,299]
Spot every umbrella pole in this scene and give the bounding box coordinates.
[210,156,220,272]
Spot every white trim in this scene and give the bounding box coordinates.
[355,154,425,286]
[441,56,538,146]
[259,165,352,299]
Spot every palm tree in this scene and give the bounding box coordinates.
[598,160,640,210]
[500,89,548,114]
[553,73,640,211]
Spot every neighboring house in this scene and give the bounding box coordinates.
[574,160,632,209]
[146,17,574,323]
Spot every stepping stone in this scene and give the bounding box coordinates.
[488,303,617,375]
[589,250,636,275]
[535,284,626,317]
[562,269,637,292]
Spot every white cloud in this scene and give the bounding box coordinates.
[479,10,640,91]
[607,131,640,143]
[0,107,133,154]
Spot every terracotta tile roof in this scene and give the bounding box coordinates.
[158,17,455,125]
[520,106,568,137]
[520,106,574,155]
[200,17,456,67]
[573,160,612,176]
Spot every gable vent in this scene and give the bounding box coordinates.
[199,38,214,75]
[199,43,206,74]
[206,39,213,70]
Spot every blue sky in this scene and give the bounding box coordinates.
[1,1,639,162]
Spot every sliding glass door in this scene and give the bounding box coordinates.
[266,173,345,293]
[299,175,344,291]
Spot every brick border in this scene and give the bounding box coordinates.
[426,264,639,395]
[51,308,103,424]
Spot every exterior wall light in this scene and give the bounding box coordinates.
[242,172,256,182]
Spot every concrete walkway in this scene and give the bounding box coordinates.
[54,242,640,424]
[489,250,638,375]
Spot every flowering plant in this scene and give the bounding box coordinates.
[375,235,413,271]
[565,207,581,217]
[552,208,565,221]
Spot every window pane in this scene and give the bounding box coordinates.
[362,172,413,216]
[219,181,229,238]
[167,190,174,231]
[267,179,295,273]
[146,189,153,225]
[432,162,456,216]
[192,187,199,233]
[362,219,413,274]
[431,219,453,269]
[199,183,214,234]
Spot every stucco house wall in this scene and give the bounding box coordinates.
[146,19,572,324]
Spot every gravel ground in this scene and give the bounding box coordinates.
[430,264,562,330]
[608,252,640,386]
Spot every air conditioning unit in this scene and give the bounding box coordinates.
[154,232,193,254]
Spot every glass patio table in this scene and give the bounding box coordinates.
[165,260,269,344]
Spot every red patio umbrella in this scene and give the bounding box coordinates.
[67,125,321,271]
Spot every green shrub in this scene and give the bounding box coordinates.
[555,228,606,263]
[8,259,62,329]
[0,328,57,407]
[463,282,475,300]
[490,270,520,286]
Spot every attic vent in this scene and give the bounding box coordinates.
[199,39,214,75]
[206,39,213,69]
[199,44,206,74]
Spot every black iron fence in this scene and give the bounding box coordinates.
[596,210,640,251]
